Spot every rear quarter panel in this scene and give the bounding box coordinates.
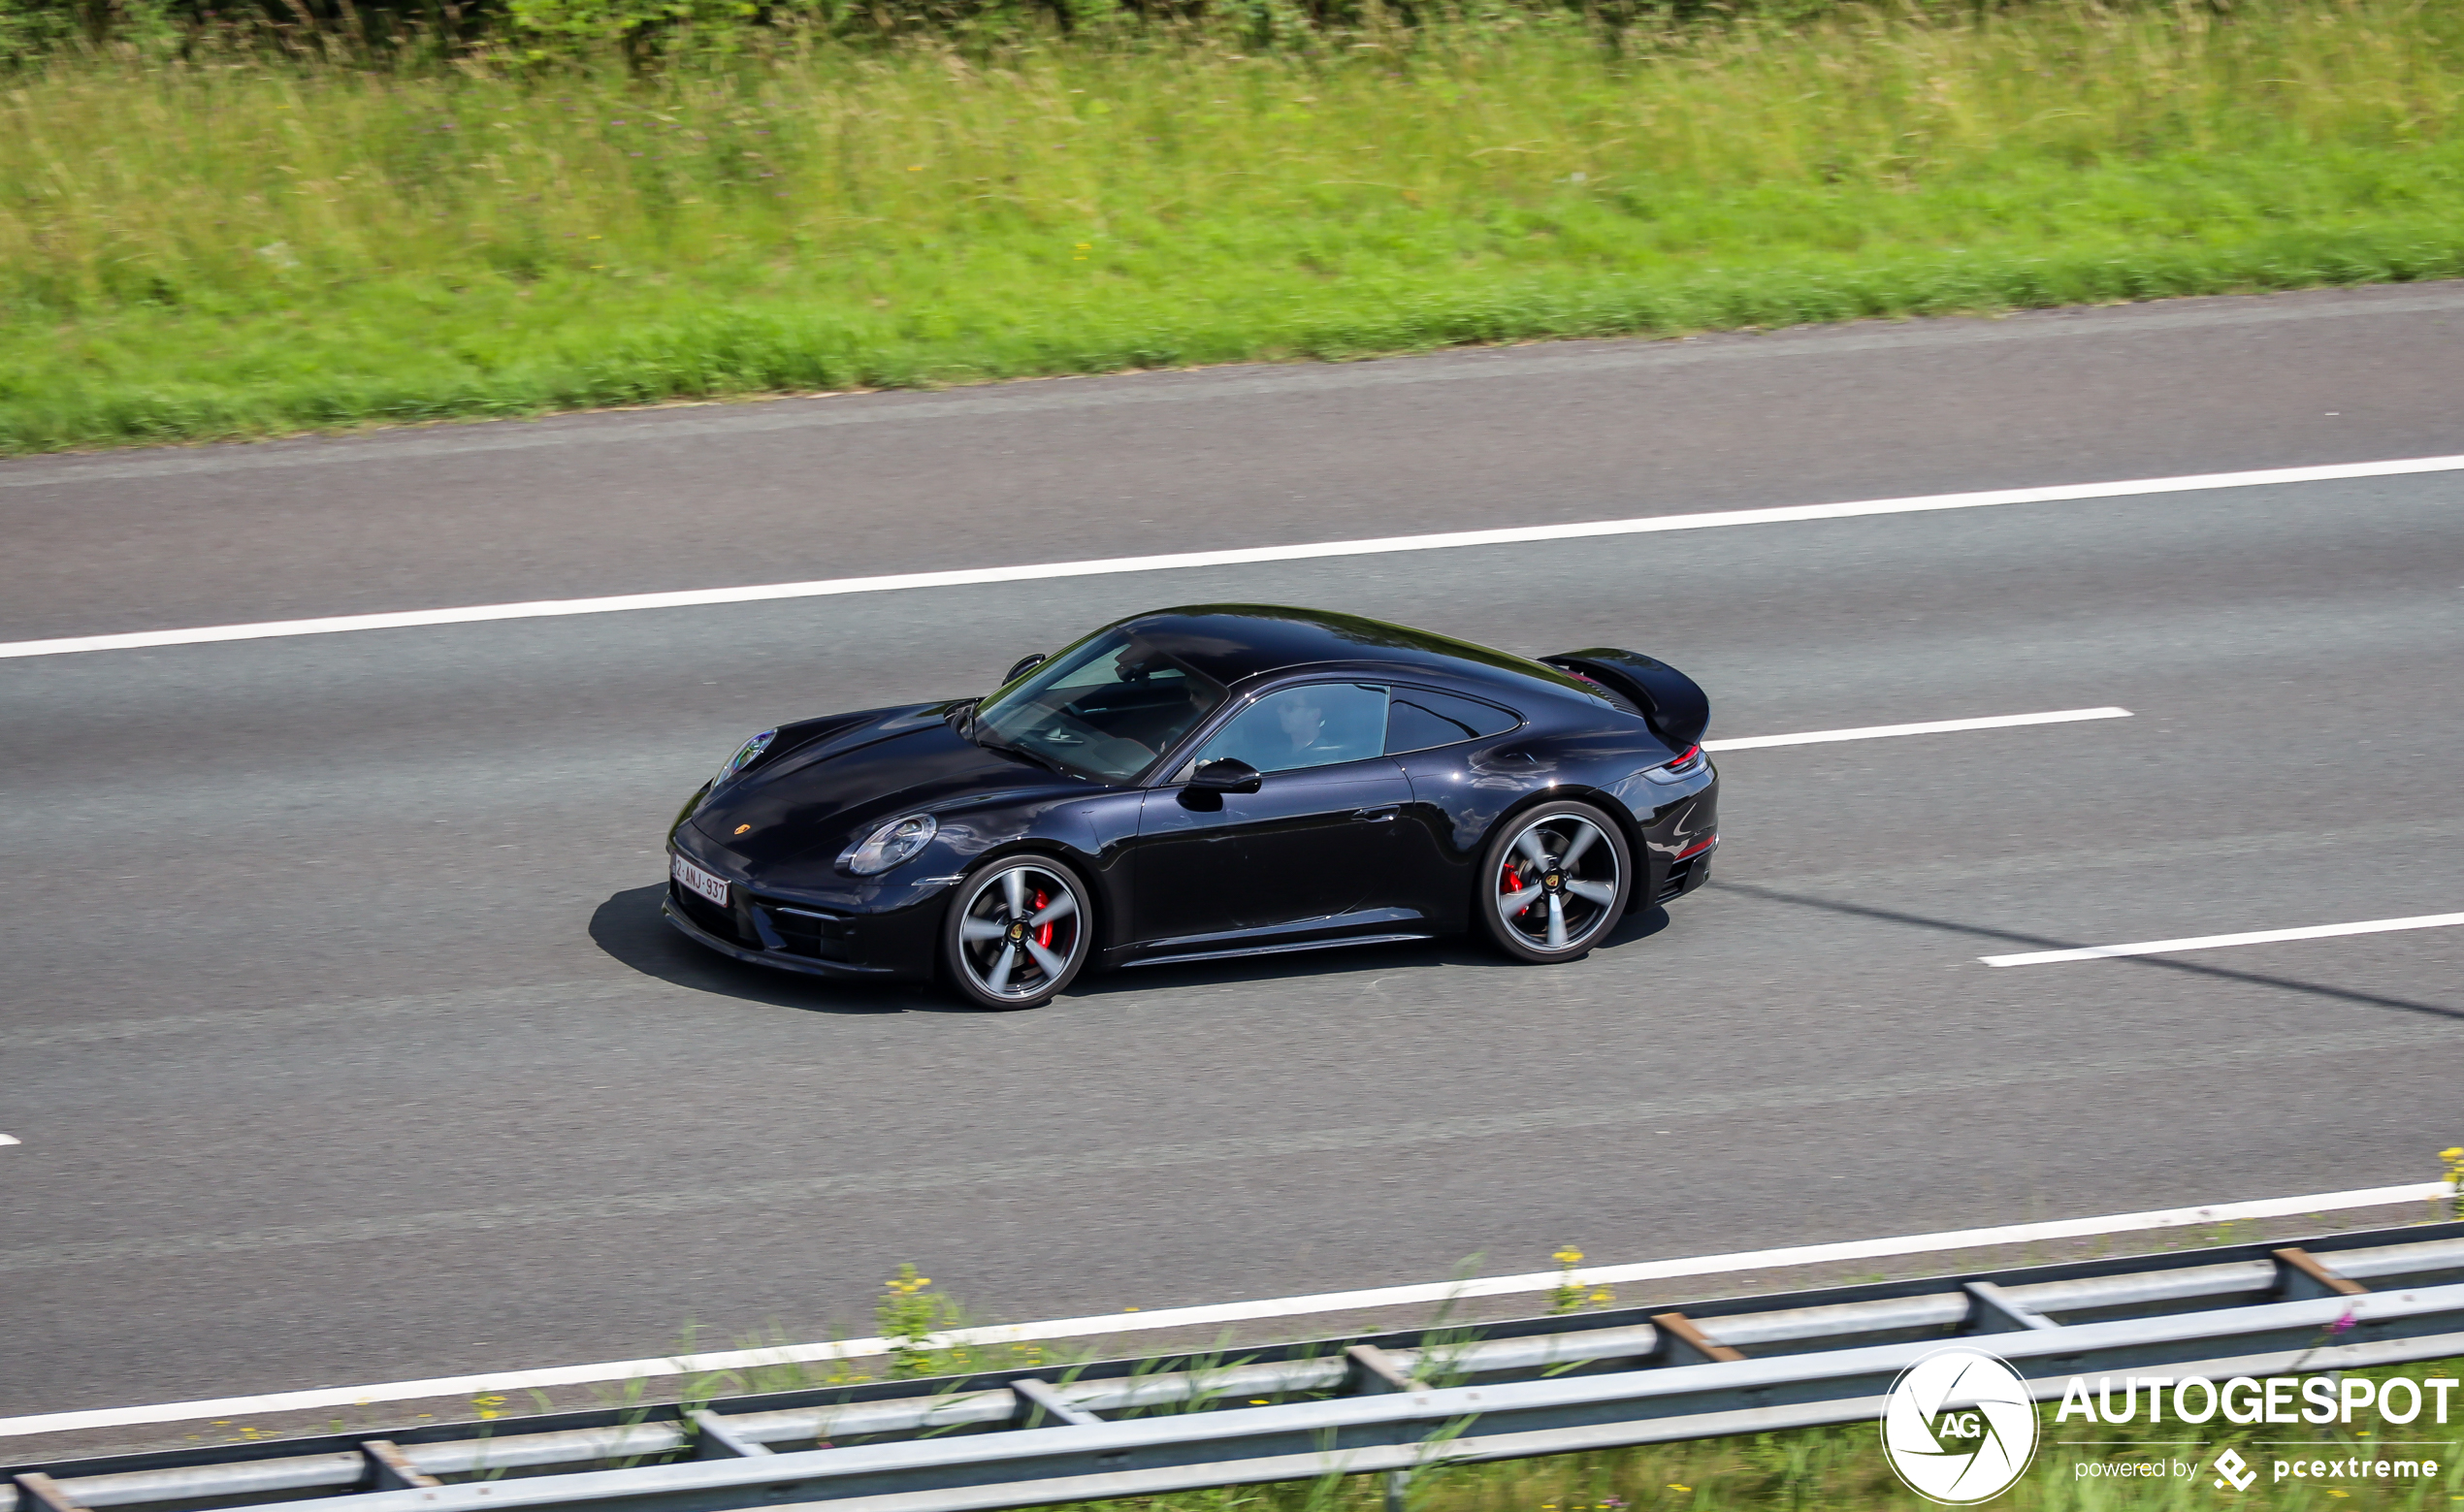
[1390,701,1682,930]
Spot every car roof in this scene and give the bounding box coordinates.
[1112,604,1598,700]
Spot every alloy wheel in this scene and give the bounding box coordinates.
[1493,812,1622,953]
[954,860,1086,1004]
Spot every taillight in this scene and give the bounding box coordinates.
[1642,745,1705,785]
[1674,833,1718,861]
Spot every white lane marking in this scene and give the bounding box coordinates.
[8,453,2464,660]
[1983,911,2464,967]
[1704,706,2130,752]
[3,1178,2448,1439]
[0,1134,17,1146]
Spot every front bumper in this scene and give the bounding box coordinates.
[662,885,902,980]
[663,844,948,981]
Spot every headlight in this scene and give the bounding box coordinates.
[841,814,938,876]
[713,729,777,788]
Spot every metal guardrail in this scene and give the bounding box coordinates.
[14,1222,2464,1512]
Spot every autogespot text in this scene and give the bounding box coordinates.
[2055,1371,2457,1426]
[2057,1373,2449,1490]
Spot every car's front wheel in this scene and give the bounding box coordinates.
[940,855,1092,1010]
[1473,800,1632,963]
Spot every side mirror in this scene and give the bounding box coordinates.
[1002,653,1049,685]
[1188,756,1263,794]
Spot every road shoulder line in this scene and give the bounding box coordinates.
[0,1103,2450,1437]
[9,454,2464,660]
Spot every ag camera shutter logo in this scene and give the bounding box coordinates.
[1880,1347,2040,1504]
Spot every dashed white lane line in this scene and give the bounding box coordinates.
[1704,706,2130,752]
[1982,911,2464,967]
[0,1177,2448,1439]
[6,453,2463,659]
[0,1134,17,1146]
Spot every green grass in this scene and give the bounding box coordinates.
[7,0,2464,453]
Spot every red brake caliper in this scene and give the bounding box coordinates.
[1501,861,1523,915]
[1032,889,1054,949]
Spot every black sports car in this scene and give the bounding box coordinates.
[665,605,1718,1009]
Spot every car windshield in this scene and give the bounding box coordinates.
[972,629,1229,784]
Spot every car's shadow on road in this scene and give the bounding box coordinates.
[587,885,964,1015]
[591,883,1674,1014]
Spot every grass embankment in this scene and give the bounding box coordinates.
[6,0,2464,453]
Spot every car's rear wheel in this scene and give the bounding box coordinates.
[1473,801,1632,963]
[941,856,1092,1010]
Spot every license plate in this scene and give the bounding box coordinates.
[671,853,729,907]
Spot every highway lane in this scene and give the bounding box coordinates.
[4,293,2463,1435]
[10,280,2464,644]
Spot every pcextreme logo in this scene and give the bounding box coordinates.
[1881,1347,2041,1504]
[2214,1448,2258,1491]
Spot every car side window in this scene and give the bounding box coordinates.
[1192,684,1391,776]
[1385,688,1520,754]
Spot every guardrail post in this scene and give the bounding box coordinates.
[12,1475,87,1512]
[1649,1312,1747,1365]
[1346,1345,1428,1512]
[1963,1281,2062,1334]
[2272,1248,2369,1303]
[1345,1345,1421,1396]
[690,1411,775,1460]
[1008,1379,1103,1430]
[359,1443,439,1492]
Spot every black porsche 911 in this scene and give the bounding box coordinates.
[665,605,1718,1009]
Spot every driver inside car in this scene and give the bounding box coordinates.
[1277,690,1328,761]
[1205,684,1387,774]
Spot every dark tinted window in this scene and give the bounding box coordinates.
[1385,689,1520,754]
[1195,684,1391,775]
[974,628,1229,783]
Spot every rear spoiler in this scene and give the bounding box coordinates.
[1542,649,1711,750]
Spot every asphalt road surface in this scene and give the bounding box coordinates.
[4,283,2461,1429]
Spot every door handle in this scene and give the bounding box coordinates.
[1352,806,1400,822]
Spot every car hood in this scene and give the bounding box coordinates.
[687,703,1079,867]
